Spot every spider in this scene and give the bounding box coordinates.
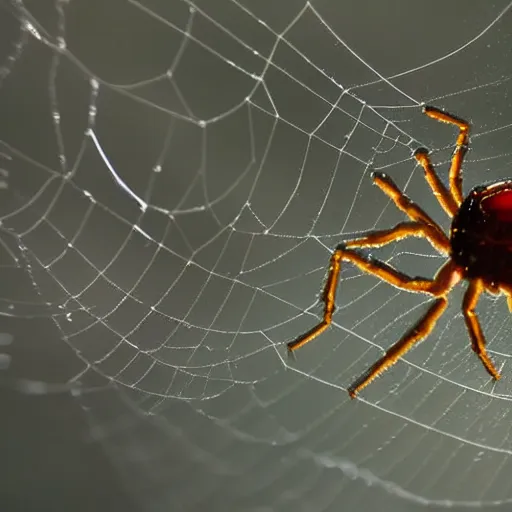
[288,106,512,398]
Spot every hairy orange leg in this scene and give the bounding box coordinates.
[287,239,460,397]
[463,279,501,380]
[414,149,458,217]
[423,106,469,206]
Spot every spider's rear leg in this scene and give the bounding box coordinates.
[287,225,456,355]
[346,260,460,397]
[344,221,450,255]
[463,279,501,380]
[348,297,448,398]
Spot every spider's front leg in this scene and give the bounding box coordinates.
[423,106,470,207]
[414,148,458,217]
[347,296,448,398]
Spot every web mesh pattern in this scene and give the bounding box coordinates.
[3,1,512,510]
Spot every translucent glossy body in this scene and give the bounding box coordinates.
[451,180,512,287]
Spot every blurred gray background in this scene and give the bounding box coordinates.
[2,0,512,511]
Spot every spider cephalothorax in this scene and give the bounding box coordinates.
[288,106,511,398]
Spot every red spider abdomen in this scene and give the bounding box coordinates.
[451,180,512,286]
[481,188,512,221]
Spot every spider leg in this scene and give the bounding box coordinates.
[347,297,448,398]
[413,149,458,218]
[287,237,459,353]
[287,223,447,354]
[372,172,448,245]
[345,221,450,255]
[463,279,500,380]
[423,106,469,206]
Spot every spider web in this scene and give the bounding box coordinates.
[2,0,512,511]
